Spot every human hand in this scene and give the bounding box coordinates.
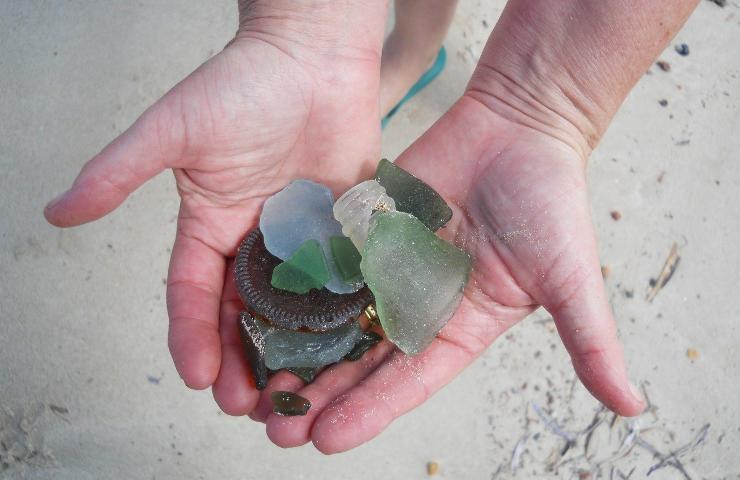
[256,96,646,453]
[256,0,696,454]
[44,2,387,412]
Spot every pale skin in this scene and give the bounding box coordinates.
[379,0,459,114]
[45,0,698,453]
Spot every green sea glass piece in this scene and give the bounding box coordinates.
[344,331,383,361]
[271,391,311,416]
[375,158,453,232]
[361,211,471,355]
[271,239,330,294]
[285,367,320,383]
[253,316,363,370]
[330,236,363,283]
[260,179,362,293]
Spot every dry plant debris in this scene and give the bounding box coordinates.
[491,385,711,479]
[646,243,680,302]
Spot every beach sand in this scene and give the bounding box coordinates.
[1,1,739,478]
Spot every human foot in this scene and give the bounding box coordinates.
[379,31,444,117]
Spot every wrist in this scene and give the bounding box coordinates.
[465,12,608,161]
[466,0,698,160]
[236,0,389,63]
[465,61,597,163]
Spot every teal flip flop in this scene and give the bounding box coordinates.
[382,46,447,129]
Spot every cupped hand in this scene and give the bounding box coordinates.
[259,96,645,453]
[44,31,382,413]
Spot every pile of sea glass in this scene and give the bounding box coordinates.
[234,159,471,415]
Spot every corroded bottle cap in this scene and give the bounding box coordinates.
[234,229,374,332]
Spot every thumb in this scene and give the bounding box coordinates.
[540,219,646,416]
[44,95,184,227]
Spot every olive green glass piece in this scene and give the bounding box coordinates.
[271,391,311,416]
[361,211,471,355]
[270,239,330,294]
[375,158,452,231]
[344,331,383,361]
[330,236,363,283]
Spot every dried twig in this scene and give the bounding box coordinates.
[621,420,640,449]
[644,423,710,478]
[617,466,636,479]
[593,421,640,468]
[496,386,708,478]
[47,405,70,424]
[646,243,680,302]
[532,402,577,444]
[582,407,607,460]
[609,412,619,430]
[637,435,693,480]
[567,375,578,402]
[510,433,529,473]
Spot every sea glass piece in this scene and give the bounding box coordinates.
[333,180,396,250]
[238,311,269,390]
[260,180,363,293]
[361,211,471,355]
[345,331,383,361]
[330,236,363,283]
[285,367,320,383]
[271,239,330,294]
[252,316,363,370]
[235,229,375,332]
[375,158,452,232]
[271,391,311,416]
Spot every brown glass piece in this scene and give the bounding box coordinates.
[234,229,374,332]
[271,391,311,416]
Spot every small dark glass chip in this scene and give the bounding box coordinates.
[271,391,311,416]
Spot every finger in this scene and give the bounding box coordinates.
[265,339,395,448]
[211,260,260,416]
[310,302,520,454]
[540,223,645,416]
[167,225,224,390]
[44,95,183,227]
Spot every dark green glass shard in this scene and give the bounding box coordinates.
[285,367,320,383]
[330,236,363,283]
[237,311,268,390]
[344,331,383,361]
[271,239,330,294]
[271,391,311,416]
[375,158,453,231]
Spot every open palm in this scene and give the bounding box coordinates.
[256,97,645,453]
[46,35,645,454]
[44,35,381,406]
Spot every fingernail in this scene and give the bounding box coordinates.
[45,190,68,212]
[628,382,646,405]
